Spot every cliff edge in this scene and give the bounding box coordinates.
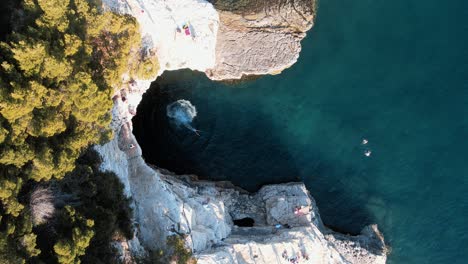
[207,0,317,80]
[97,0,388,263]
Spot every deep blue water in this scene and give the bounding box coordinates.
[133,0,468,262]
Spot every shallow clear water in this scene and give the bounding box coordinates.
[133,0,468,262]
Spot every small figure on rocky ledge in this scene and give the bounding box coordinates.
[281,250,288,259]
[294,206,304,216]
[288,255,300,264]
[202,197,210,205]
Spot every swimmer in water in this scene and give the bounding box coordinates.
[364,150,372,157]
[362,138,369,145]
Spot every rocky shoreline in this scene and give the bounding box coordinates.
[97,0,388,263]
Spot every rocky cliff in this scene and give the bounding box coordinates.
[207,0,317,80]
[97,0,388,263]
[102,0,315,80]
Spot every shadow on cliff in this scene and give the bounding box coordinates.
[132,69,376,235]
[0,0,21,40]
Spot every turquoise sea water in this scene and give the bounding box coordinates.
[133,0,468,262]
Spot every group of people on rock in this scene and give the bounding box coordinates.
[281,249,310,263]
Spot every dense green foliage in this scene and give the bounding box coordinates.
[34,149,132,264]
[146,235,197,264]
[0,0,157,262]
[1,147,135,264]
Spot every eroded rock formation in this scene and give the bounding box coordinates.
[207,0,317,80]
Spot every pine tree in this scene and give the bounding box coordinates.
[0,0,158,260]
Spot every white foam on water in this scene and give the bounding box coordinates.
[166,99,198,133]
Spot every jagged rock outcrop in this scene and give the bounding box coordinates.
[207,0,317,80]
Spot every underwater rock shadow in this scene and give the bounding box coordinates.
[299,154,378,235]
[132,70,301,192]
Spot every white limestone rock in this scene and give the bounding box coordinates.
[101,0,219,73]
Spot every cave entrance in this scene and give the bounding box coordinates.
[233,217,255,227]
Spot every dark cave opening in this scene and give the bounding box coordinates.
[233,217,255,227]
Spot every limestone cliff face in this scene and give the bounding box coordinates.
[97,1,388,263]
[207,0,317,80]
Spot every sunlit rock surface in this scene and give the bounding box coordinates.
[207,0,317,80]
[102,0,315,80]
[102,0,219,72]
